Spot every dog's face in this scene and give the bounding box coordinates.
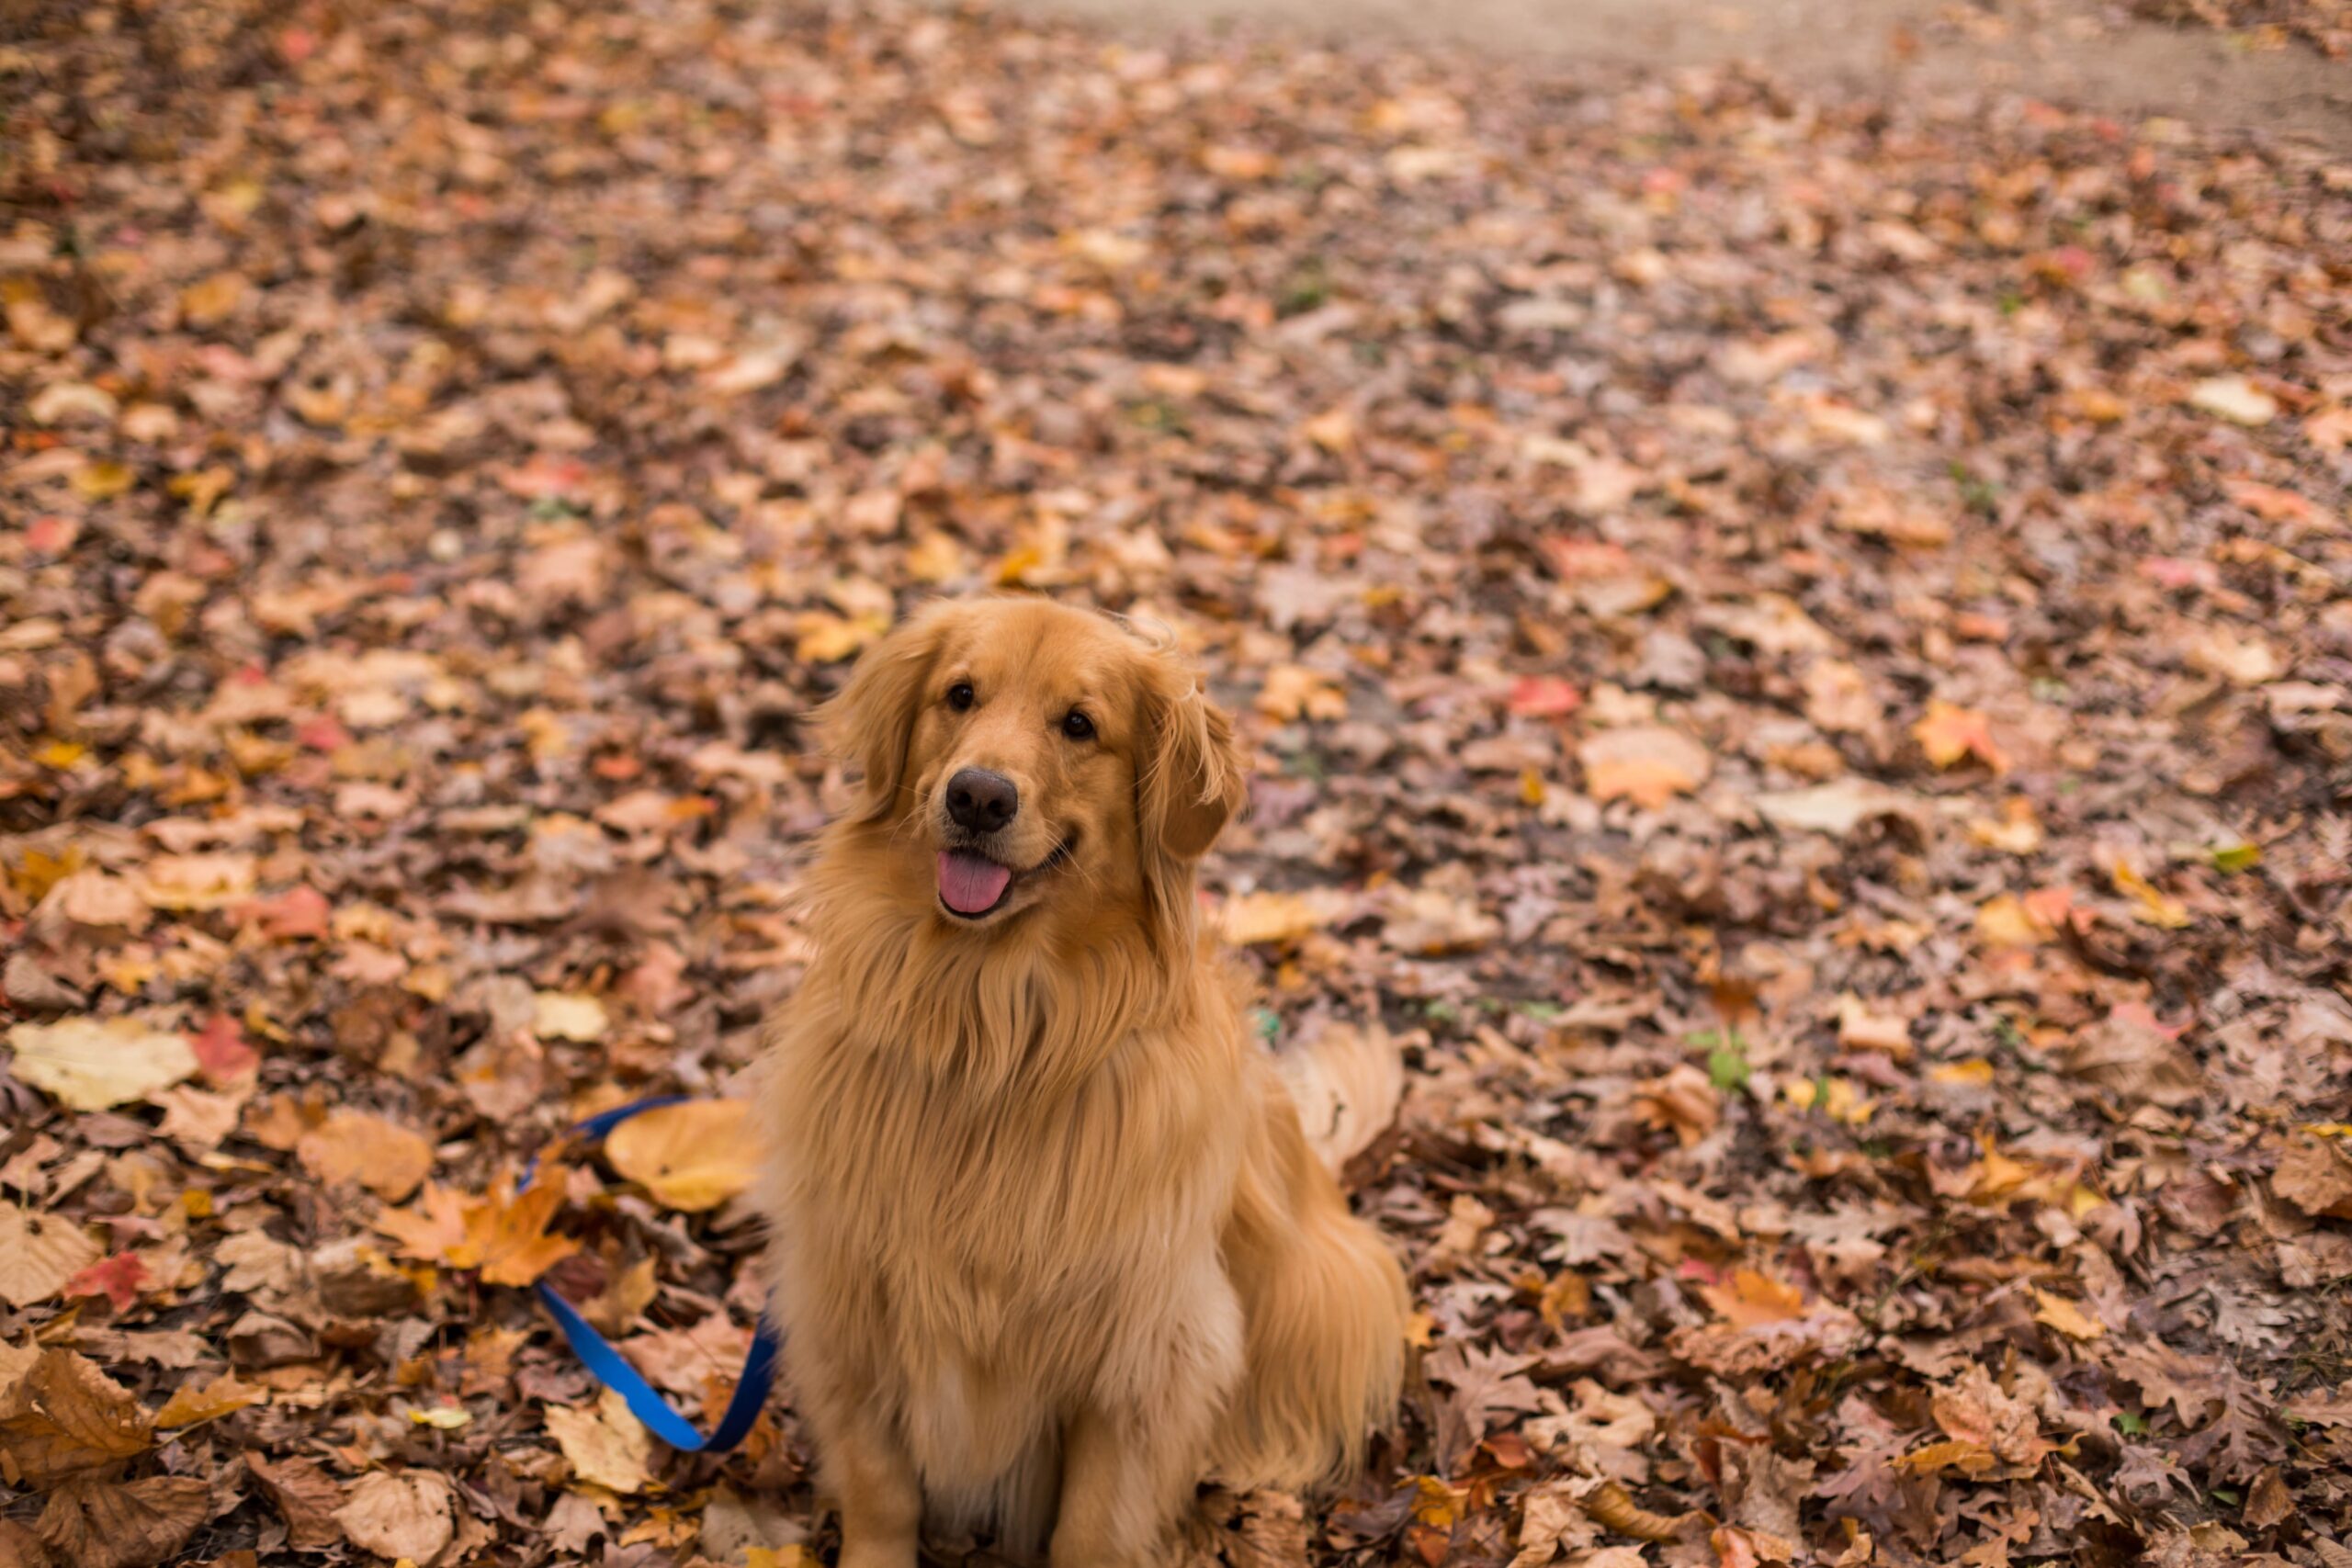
[825,598,1245,934]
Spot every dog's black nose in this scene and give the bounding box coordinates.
[945,768,1019,832]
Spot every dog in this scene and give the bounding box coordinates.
[754,596,1408,1568]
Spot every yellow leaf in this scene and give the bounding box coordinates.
[155,1372,263,1428]
[7,1017,198,1111]
[904,532,967,583]
[70,461,136,501]
[1896,1438,1998,1476]
[794,611,888,663]
[2030,1289,2105,1342]
[1256,664,1347,722]
[1835,994,1912,1056]
[1967,797,2043,855]
[1912,700,2010,773]
[1408,1475,1463,1529]
[1219,889,1347,946]
[1928,1059,1996,1088]
[409,1405,471,1429]
[603,1100,761,1213]
[178,271,247,326]
[2109,859,2189,929]
[545,1388,654,1494]
[32,739,86,768]
[533,991,609,1043]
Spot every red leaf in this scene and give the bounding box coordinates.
[188,1015,260,1083]
[236,886,330,942]
[1507,675,1583,718]
[63,1253,149,1314]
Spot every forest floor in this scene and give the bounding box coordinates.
[3,2,2350,1567]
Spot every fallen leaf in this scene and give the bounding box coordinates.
[1507,675,1584,718]
[62,1252,149,1314]
[2188,375,2277,426]
[0,1202,103,1309]
[1257,665,1347,722]
[243,1451,345,1550]
[1698,1269,1807,1330]
[296,1111,435,1201]
[1912,701,2010,773]
[1755,779,1920,836]
[333,1469,454,1564]
[36,1473,208,1568]
[2030,1289,2105,1341]
[447,1168,579,1287]
[7,1017,199,1111]
[1579,726,1711,808]
[603,1100,761,1213]
[544,1387,655,1493]
[1221,888,1351,946]
[155,1373,263,1429]
[532,991,609,1043]
[2274,1133,2352,1221]
[0,1350,153,1485]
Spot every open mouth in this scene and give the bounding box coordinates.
[935,840,1071,919]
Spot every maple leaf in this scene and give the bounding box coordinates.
[1423,1341,1544,1472]
[1579,725,1711,808]
[373,1181,472,1263]
[1699,1268,1808,1330]
[447,1168,579,1287]
[62,1252,149,1314]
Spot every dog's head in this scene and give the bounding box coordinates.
[822,597,1246,940]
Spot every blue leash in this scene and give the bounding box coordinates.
[518,1095,781,1453]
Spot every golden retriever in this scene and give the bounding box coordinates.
[754,596,1407,1568]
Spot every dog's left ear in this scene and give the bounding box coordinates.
[1140,663,1248,862]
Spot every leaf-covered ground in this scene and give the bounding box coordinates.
[5,2,2352,1566]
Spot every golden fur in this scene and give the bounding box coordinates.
[754,597,1408,1568]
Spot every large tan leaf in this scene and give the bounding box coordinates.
[295,1111,435,1201]
[36,1474,208,1568]
[544,1387,654,1494]
[6,1018,198,1111]
[0,1350,153,1486]
[604,1100,759,1213]
[1578,726,1710,809]
[0,1202,102,1309]
[333,1470,453,1564]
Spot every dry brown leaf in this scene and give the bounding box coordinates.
[603,1100,760,1213]
[2274,1133,2352,1221]
[243,1451,345,1550]
[544,1387,655,1494]
[295,1111,435,1201]
[333,1470,454,1564]
[36,1474,208,1568]
[0,1350,153,1486]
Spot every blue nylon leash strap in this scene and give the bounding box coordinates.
[518,1095,782,1453]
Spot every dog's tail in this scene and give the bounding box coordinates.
[1213,1074,1409,1490]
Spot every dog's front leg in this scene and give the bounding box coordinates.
[1048,1397,1213,1568]
[823,1404,923,1568]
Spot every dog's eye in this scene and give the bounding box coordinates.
[946,682,975,712]
[1060,709,1095,741]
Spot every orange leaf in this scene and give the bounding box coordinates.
[1697,1268,1806,1329]
[1912,700,2010,773]
[449,1168,579,1287]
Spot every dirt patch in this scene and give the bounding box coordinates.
[1007,0,2352,149]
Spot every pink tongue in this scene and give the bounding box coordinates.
[937,851,1012,915]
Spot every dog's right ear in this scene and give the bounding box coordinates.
[821,602,956,820]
